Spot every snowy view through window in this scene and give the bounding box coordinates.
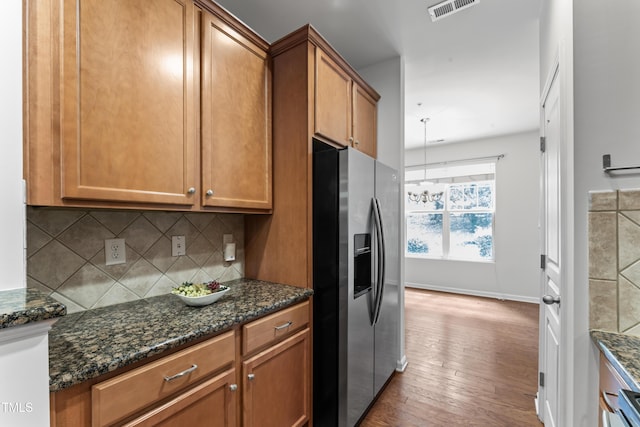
[406,162,495,261]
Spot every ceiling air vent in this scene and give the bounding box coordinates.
[428,0,480,22]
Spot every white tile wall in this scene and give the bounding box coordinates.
[26,207,244,313]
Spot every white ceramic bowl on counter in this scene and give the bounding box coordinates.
[173,286,230,307]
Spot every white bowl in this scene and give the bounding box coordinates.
[174,286,230,307]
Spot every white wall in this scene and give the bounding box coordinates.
[404,131,540,302]
[0,4,50,426]
[572,1,640,426]
[0,0,26,290]
[539,0,563,89]
[358,56,408,370]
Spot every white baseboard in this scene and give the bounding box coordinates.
[405,282,540,304]
[396,355,408,372]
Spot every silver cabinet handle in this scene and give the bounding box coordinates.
[348,136,354,146]
[206,189,214,196]
[187,187,196,194]
[542,295,561,305]
[229,384,238,392]
[355,140,360,146]
[247,373,255,381]
[274,321,292,331]
[164,364,198,382]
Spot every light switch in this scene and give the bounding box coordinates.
[223,234,235,262]
[224,243,236,262]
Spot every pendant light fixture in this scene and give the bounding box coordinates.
[407,117,444,204]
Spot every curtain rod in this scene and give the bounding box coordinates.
[408,154,505,168]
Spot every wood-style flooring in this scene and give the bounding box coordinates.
[360,288,542,427]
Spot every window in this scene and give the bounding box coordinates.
[405,162,495,261]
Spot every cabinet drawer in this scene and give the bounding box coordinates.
[92,331,235,427]
[600,352,630,396]
[243,301,309,354]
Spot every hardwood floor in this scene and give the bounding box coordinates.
[360,288,542,427]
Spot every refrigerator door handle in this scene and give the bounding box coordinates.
[372,197,386,325]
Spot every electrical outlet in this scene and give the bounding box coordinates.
[172,236,186,257]
[105,238,126,266]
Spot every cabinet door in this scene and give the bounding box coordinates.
[201,11,272,210]
[242,329,310,427]
[315,49,352,147]
[352,83,378,158]
[60,0,198,205]
[123,369,237,427]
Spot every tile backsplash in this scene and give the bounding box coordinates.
[26,207,244,314]
[589,189,640,335]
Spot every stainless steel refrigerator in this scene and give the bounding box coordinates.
[313,140,400,427]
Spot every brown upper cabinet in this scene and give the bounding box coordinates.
[201,10,272,210]
[351,83,378,159]
[25,0,271,213]
[245,25,380,288]
[314,48,378,158]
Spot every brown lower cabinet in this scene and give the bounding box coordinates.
[242,329,310,427]
[50,301,310,427]
[598,351,630,427]
[123,369,237,427]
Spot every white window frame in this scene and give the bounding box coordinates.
[405,161,497,262]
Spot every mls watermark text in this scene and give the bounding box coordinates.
[1,402,33,413]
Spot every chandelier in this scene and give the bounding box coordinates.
[407,117,444,205]
[408,189,443,204]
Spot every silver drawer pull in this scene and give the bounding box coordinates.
[274,321,292,331]
[164,364,198,382]
[229,384,238,391]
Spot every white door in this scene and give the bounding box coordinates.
[538,64,561,427]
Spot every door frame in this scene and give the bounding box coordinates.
[537,49,575,427]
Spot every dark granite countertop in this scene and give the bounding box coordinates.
[591,329,640,391]
[0,287,66,329]
[49,278,312,392]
